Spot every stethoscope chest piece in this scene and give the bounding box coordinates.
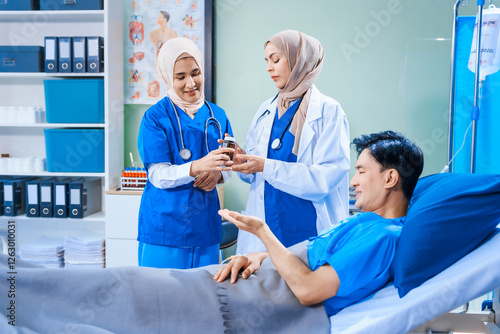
[270,94,305,151]
[169,98,222,161]
[179,148,192,161]
[271,138,282,150]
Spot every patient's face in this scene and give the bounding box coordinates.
[350,150,388,214]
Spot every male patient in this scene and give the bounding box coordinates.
[217,130,424,316]
[0,131,423,333]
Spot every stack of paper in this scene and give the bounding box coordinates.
[64,234,106,269]
[19,237,65,268]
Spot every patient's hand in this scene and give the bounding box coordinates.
[213,252,268,284]
[218,209,266,237]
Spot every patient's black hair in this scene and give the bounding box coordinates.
[352,130,424,202]
[160,11,170,22]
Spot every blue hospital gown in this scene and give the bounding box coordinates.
[307,212,403,316]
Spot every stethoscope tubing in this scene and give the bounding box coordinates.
[259,94,304,151]
[254,93,279,128]
[169,98,223,161]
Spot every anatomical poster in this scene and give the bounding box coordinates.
[124,0,205,104]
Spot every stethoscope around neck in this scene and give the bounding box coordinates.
[270,95,305,150]
[169,98,222,161]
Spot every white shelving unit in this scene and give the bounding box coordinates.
[0,1,124,262]
[0,123,105,128]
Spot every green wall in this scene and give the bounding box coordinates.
[125,0,471,213]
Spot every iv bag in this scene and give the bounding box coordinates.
[468,5,500,81]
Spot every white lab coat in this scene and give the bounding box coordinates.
[236,85,350,254]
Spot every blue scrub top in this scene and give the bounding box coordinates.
[264,99,317,248]
[307,212,403,316]
[137,97,233,247]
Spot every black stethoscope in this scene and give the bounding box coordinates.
[254,94,278,128]
[270,95,305,150]
[169,98,222,161]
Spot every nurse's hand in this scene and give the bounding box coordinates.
[190,147,234,177]
[213,252,268,284]
[194,171,220,191]
[231,154,265,174]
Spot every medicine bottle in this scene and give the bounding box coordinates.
[222,136,235,161]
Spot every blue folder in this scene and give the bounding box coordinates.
[58,37,72,73]
[72,36,86,73]
[40,178,55,217]
[26,179,42,217]
[44,37,58,73]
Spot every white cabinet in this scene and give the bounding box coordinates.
[105,190,141,267]
[104,186,226,268]
[0,1,124,262]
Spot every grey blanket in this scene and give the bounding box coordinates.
[0,241,330,333]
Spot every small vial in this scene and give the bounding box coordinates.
[123,167,130,188]
[131,167,137,187]
[221,136,235,161]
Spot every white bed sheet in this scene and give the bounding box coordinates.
[330,229,500,334]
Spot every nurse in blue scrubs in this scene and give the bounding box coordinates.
[137,37,234,269]
[233,30,350,254]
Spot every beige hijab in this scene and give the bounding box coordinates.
[157,37,205,116]
[267,30,324,155]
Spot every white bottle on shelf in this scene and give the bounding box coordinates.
[0,106,6,124]
[6,106,16,124]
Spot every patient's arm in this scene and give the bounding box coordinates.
[213,251,268,283]
[218,209,340,306]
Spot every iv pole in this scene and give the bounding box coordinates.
[447,0,461,170]
[470,0,484,173]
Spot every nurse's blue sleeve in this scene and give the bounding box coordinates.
[137,107,173,165]
[326,225,399,297]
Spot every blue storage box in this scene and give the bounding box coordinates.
[40,0,102,10]
[0,0,39,10]
[0,46,44,72]
[44,79,104,123]
[44,129,104,173]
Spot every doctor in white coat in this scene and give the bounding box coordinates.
[233,30,350,254]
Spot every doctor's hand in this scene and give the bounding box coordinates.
[231,154,265,174]
[190,147,234,177]
[213,251,269,284]
[232,143,247,166]
[194,171,220,191]
[218,134,246,166]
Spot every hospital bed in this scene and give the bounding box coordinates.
[330,229,500,334]
[0,230,499,333]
